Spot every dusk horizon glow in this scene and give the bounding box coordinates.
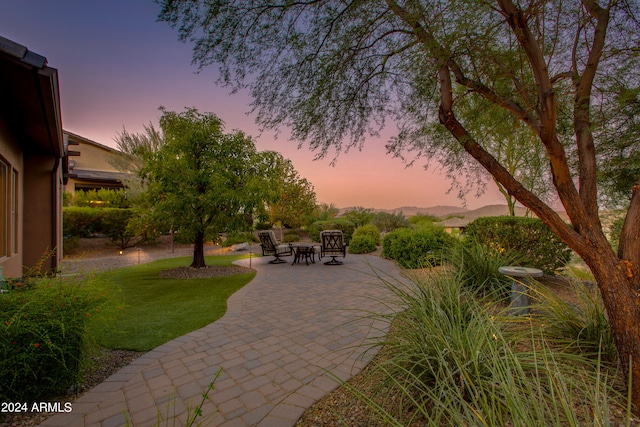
[2,1,509,211]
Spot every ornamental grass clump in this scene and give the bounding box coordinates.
[0,273,119,402]
[528,277,617,362]
[446,237,526,299]
[356,270,626,426]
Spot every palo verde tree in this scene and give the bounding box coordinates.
[142,107,274,268]
[159,0,640,407]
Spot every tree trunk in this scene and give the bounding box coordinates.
[583,246,640,410]
[191,231,206,268]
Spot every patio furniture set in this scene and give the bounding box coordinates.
[257,230,347,265]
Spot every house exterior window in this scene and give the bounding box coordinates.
[0,159,17,258]
[0,159,7,257]
[11,168,17,254]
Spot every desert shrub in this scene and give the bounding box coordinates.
[447,237,525,298]
[464,216,572,274]
[0,274,118,402]
[409,213,440,228]
[222,231,259,247]
[282,232,301,243]
[353,223,381,245]
[63,207,103,237]
[348,235,377,254]
[100,208,136,249]
[382,226,456,268]
[341,207,374,228]
[255,220,273,230]
[371,211,410,232]
[308,219,355,243]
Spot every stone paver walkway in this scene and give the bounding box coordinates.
[40,253,405,427]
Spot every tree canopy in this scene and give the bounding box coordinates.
[158,0,640,407]
[266,153,317,230]
[141,107,277,268]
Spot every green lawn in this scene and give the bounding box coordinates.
[95,255,254,351]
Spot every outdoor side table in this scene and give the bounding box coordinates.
[292,244,316,265]
[498,266,543,316]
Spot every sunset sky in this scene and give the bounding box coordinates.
[2,1,507,210]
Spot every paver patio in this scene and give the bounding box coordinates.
[39,253,406,427]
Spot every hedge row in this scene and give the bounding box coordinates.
[63,207,135,249]
[464,216,572,274]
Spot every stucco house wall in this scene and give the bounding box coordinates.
[0,36,64,277]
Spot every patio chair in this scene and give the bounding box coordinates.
[257,230,293,264]
[320,230,347,265]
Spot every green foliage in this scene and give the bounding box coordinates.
[255,221,273,230]
[371,211,410,233]
[348,235,377,254]
[308,219,355,243]
[408,213,439,228]
[222,231,258,247]
[359,271,624,426]
[71,188,130,208]
[100,208,136,249]
[63,207,138,249]
[63,206,103,237]
[0,274,118,402]
[446,237,525,298]
[352,223,381,245]
[266,153,317,229]
[282,232,301,243]
[608,214,625,251]
[465,216,572,274]
[341,207,374,228]
[141,107,277,267]
[529,279,617,361]
[62,191,73,207]
[382,227,455,269]
[307,203,339,225]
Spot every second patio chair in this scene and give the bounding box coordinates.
[320,230,347,265]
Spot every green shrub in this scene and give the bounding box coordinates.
[72,188,129,208]
[464,216,572,274]
[382,227,456,268]
[63,207,103,237]
[0,274,118,402]
[348,235,377,254]
[341,207,374,228]
[353,224,381,245]
[308,219,355,243]
[408,213,439,228]
[101,208,136,249]
[371,211,410,232]
[222,231,259,247]
[447,237,525,298]
[255,221,273,230]
[282,233,301,243]
[63,207,137,248]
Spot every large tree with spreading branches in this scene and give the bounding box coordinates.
[158,0,640,407]
[142,107,278,268]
